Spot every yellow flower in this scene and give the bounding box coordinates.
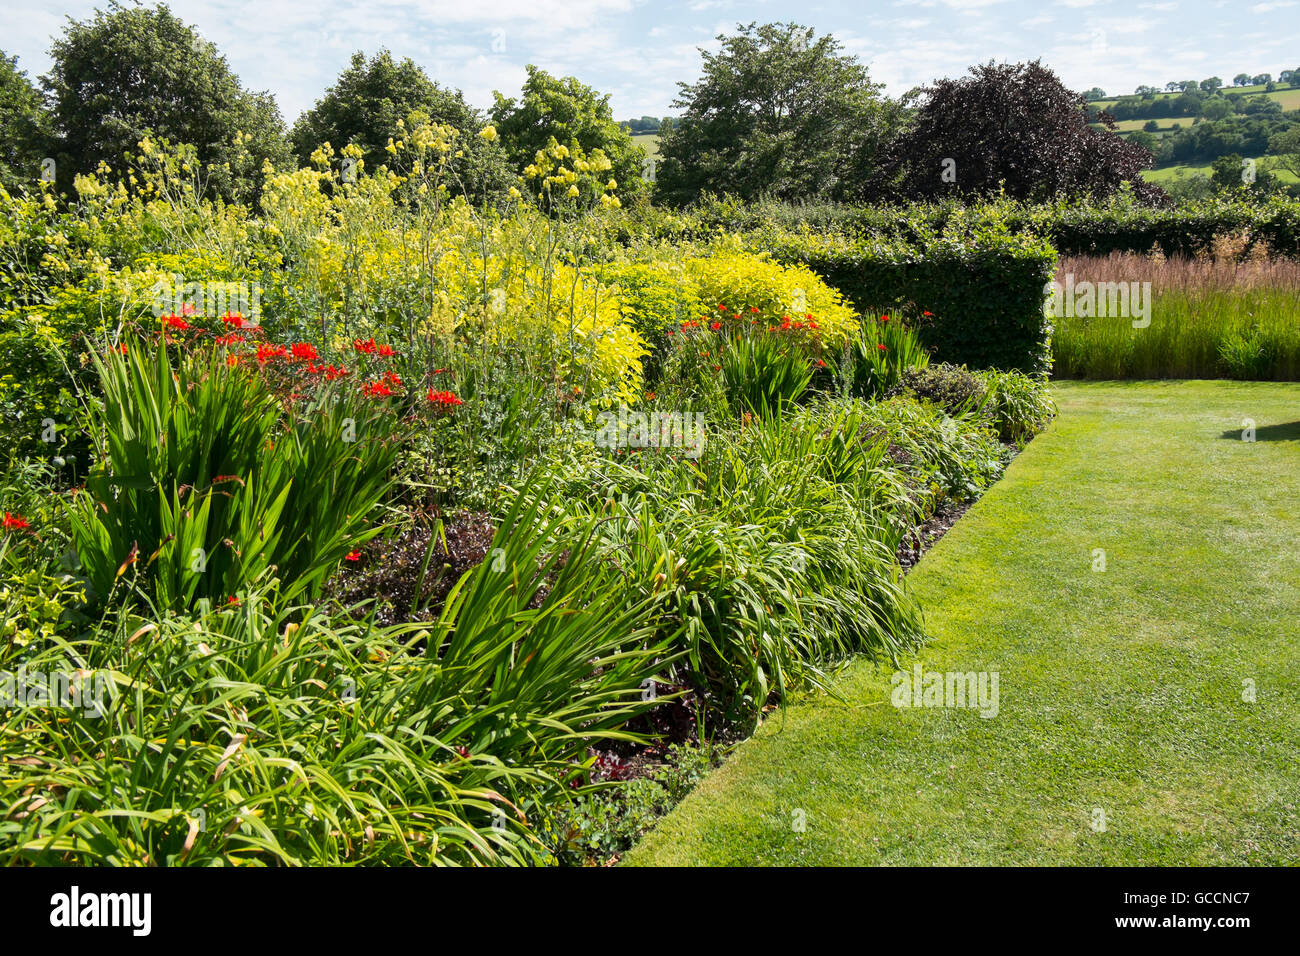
[567,185,580,198]
[606,179,617,190]
[478,125,498,142]
[508,186,522,199]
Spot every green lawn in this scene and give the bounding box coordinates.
[627,381,1300,866]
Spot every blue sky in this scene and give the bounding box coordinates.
[5,1,1299,122]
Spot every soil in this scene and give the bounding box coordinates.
[896,499,973,572]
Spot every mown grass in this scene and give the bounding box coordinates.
[626,380,1300,865]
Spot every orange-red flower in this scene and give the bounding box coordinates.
[345,550,361,562]
[427,388,463,408]
[2,512,30,532]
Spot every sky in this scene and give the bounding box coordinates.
[4,0,1299,123]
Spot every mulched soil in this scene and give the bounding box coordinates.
[896,499,973,572]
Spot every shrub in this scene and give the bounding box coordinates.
[889,362,989,417]
[978,370,1056,444]
[683,248,860,347]
[597,260,705,380]
[762,227,1058,375]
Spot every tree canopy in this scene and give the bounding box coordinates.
[291,50,510,202]
[490,66,646,202]
[41,1,290,203]
[883,60,1162,204]
[654,22,899,205]
[0,52,51,191]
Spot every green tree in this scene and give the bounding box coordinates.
[41,2,290,203]
[1200,76,1224,94]
[290,50,510,202]
[655,22,899,205]
[490,66,645,202]
[1267,126,1300,180]
[0,52,52,191]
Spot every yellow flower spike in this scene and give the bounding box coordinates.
[606,178,617,190]
[567,184,580,198]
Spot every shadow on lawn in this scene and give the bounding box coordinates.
[1218,421,1300,442]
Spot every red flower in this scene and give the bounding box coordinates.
[710,321,722,330]
[290,342,319,362]
[256,343,286,363]
[345,550,361,562]
[221,313,244,328]
[180,303,197,316]
[750,306,759,314]
[163,314,190,331]
[712,364,721,371]
[376,343,396,357]
[353,337,378,354]
[324,364,349,381]
[717,304,727,312]
[879,314,890,323]
[455,745,471,759]
[383,371,403,387]
[922,310,933,317]
[226,595,240,606]
[362,380,393,398]
[2,512,30,532]
[816,358,827,368]
[214,333,246,346]
[876,343,887,352]
[427,388,464,409]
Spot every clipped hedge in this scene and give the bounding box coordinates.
[760,229,1058,375]
[617,193,1300,260]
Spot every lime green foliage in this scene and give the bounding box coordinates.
[684,249,860,346]
[627,382,1300,865]
[68,340,400,609]
[1,497,676,866]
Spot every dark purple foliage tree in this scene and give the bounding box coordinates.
[885,60,1166,205]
